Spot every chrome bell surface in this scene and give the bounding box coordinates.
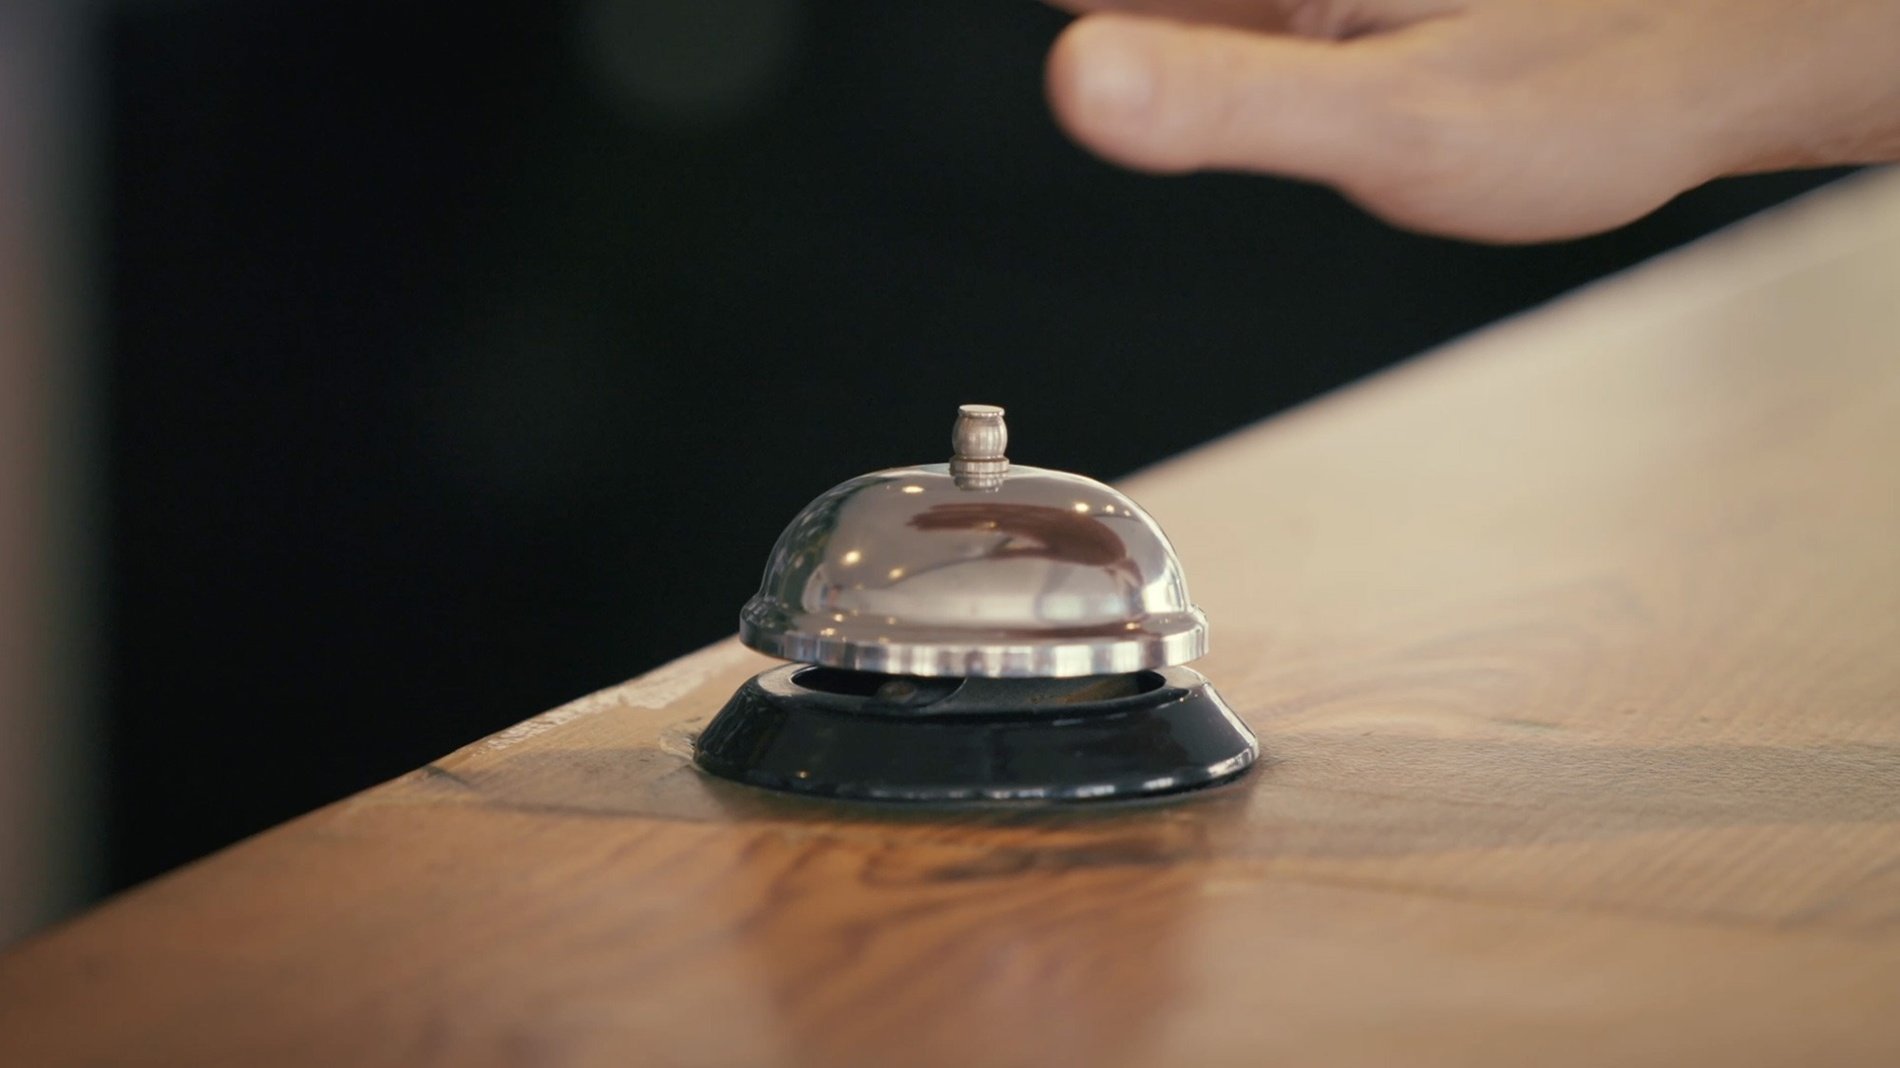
[695,403,1258,805]
[739,404,1210,678]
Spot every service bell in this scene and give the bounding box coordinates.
[694,404,1258,803]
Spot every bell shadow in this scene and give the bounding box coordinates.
[425,713,1270,1063]
[676,749,1264,1066]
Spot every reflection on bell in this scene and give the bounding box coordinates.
[693,404,1259,803]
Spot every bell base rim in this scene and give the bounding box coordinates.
[692,664,1259,805]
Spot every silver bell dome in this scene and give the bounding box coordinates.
[738,404,1209,678]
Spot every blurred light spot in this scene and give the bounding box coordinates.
[577,0,802,126]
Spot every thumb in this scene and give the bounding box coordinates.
[1045,14,1418,187]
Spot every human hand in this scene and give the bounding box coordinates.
[1042,0,1900,241]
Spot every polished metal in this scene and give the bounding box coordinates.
[739,404,1210,677]
[949,403,1008,489]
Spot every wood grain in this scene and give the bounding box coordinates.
[5,169,1900,1067]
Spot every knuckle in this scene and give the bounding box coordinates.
[1279,0,1405,39]
[1278,0,1351,40]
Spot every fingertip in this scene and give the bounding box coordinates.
[1046,15,1199,173]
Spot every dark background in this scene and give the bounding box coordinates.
[100,0,1845,891]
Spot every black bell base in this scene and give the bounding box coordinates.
[693,664,1258,804]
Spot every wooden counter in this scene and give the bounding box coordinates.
[6,169,1900,1067]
